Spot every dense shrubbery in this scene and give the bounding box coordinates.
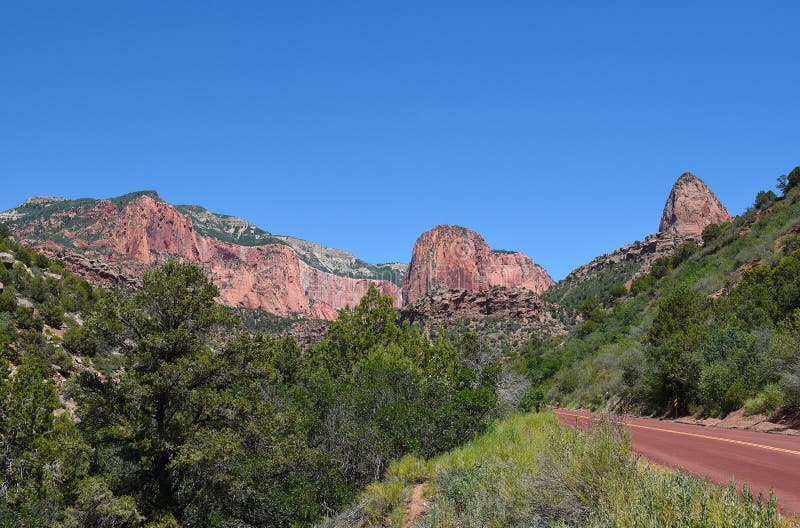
[0,227,500,527]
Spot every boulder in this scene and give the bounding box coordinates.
[0,252,15,268]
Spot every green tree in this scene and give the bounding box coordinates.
[702,223,722,244]
[77,262,235,521]
[754,190,777,210]
[0,291,17,313]
[630,273,656,296]
[39,301,64,328]
[307,285,497,489]
[609,284,628,299]
[777,166,800,195]
[649,256,672,279]
[0,353,84,527]
[77,261,341,526]
[312,283,417,376]
[647,287,705,344]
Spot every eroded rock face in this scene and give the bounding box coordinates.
[402,225,554,304]
[399,286,569,352]
[401,286,566,327]
[14,195,401,319]
[659,173,732,239]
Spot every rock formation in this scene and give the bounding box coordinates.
[399,286,569,351]
[659,172,732,239]
[401,286,567,328]
[8,194,400,319]
[402,225,554,304]
[547,172,732,307]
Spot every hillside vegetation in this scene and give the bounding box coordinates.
[521,168,800,418]
[0,231,500,527]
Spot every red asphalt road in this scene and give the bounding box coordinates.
[553,408,800,516]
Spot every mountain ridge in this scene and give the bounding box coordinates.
[1,193,403,319]
[1,172,731,322]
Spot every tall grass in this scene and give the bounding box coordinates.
[320,411,792,527]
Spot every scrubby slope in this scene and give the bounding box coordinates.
[545,172,730,311]
[524,169,800,419]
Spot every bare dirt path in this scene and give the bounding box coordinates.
[553,408,800,516]
[406,483,428,525]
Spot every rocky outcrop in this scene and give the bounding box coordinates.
[400,286,569,352]
[54,251,141,287]
[546,230,681,307]
[659,172,732,239]
[401,286,567,327]
[402,225,554,304]
[10,195,401,319]
[0,252,16,268]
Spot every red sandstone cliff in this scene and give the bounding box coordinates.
[402,225,554,304]
[659,172,732,239]
[15,196,401,319]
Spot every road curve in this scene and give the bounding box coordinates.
[553,408,800,516]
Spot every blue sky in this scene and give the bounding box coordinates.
[1,2,798,280]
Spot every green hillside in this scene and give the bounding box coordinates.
[543,249,644,311]
[521,168,800,418]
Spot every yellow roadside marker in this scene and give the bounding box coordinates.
[555,411,800,457]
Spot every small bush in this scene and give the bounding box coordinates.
[781,373,800,406]
[50,348,73,374]
[14,305,42,331]
[702,223,723,244]
[755,190,778,210]
[743,384,784,416]
[40,301,64,328]
[63,326,99,356]
[0,291,17,313]
[519,386,545,412]
[630,273,656,296]
[781,234,800,255]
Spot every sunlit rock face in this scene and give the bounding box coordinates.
[659,172,732,240]
[402,224,553,305]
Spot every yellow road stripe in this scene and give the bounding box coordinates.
[555,411,800,457]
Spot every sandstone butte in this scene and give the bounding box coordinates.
[402,224,554,305]
[21,195,401,320]
[512,172,734,301]
[659,172,732,239]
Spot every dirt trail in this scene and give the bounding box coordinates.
[406,483,428,525]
